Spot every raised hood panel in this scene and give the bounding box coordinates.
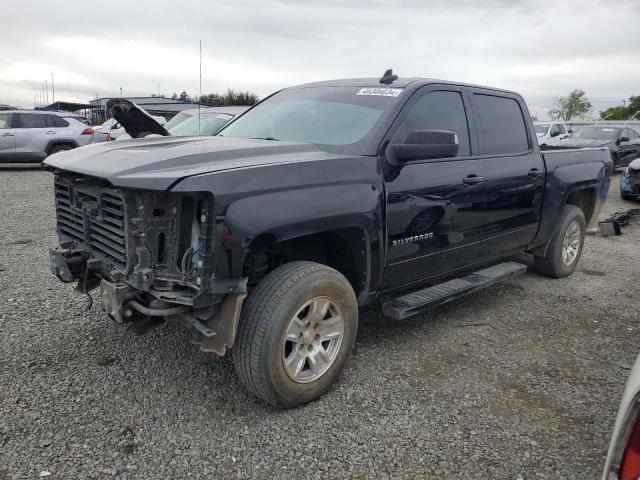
[43,136,331,190]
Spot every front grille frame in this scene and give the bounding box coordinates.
[54,176,130,272]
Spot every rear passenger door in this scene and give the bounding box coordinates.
[468,89,545,258]
[13,113,52,160]
[0,113,15,161]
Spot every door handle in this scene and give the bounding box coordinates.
[463,175,484,186]
[45,131,56,135]
[528,168,542,179]
[1,133,13,137]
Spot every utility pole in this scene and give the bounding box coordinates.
[120,87,123,97]
[51,73,55,104]
[45,80,49,106]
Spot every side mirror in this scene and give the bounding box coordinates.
[568,129,574,134]
[618,136,630,144]
[388,130,459,163]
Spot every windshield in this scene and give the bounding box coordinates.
[534,124,549,134]
[164,112,191,130]
[570,126,620,140]
[219,86,400,147]
[169,113,233,136]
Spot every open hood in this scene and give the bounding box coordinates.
[106,98,170,138]
[43,136,341,190]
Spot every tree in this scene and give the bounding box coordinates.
[198,89,259,106]
[600,95,640,120]
[171,93,178,100]
[548,89,592,121]
[179,91,191,101]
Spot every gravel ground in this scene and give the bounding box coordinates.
[1,164,639,479]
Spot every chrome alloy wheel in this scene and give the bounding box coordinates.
[282,296,344,384]
[561,220,582,266]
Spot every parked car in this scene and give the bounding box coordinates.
[94,111,167,141]
[603,354,640,480]
[164,107,212,130]
[621,158,640,201]
[44,72,612,407]
[116,106,250,140]
[0,110,96,162]
[534,121,569,144]
[166,107,249,137]
[545,125,640,170]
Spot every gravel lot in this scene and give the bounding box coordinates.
[1,164,638,479]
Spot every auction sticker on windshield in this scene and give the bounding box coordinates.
[356,88,402,97]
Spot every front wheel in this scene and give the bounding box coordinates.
[232,261,358,408]
[533,205,585,278]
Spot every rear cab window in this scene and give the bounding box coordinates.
[473,93,530,155]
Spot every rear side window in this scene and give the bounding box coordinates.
[629,129,639,139]
[391,90,471,157]
[17,113,47,128]
[0,113,11,128]
[48,115,69,127]
[474,94,529,155]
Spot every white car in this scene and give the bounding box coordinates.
[603,354,640,479]
[534,122,570,144]
[94,113,167,141]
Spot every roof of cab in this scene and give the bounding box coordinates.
[289,77,521,97]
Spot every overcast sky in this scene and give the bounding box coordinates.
[1,0,638,119]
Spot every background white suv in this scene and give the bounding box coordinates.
[534,121,570,144]
[0,110,95,163]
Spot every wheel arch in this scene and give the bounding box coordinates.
[45,140,78,155]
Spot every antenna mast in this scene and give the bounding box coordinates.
[199,40,202,135]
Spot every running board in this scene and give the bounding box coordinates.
[382,262,527,320]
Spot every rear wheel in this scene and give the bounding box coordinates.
[232,261,358,408]
[621,192,637,201]
[534,205,585,278]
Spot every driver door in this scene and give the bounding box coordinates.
[382,86,490,289]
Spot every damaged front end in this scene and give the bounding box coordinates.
[49,173,246,355]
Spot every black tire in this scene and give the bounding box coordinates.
[49,145,73,155]
[232,261,358,408]
[533,205,585,278]
[621,192,637,201]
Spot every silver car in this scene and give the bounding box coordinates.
[603,353,640,479]
[0,110,95,163]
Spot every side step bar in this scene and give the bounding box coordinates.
[382,262,527,320]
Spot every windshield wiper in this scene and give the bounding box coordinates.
[251,136,279,141]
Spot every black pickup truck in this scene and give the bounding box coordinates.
[44,72,612,407]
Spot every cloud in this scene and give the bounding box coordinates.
[0,0,637,119]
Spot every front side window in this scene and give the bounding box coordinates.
[18,113,47,128]
[391,90,471,157]
[550,124,560,137]
[558,124,566,134]
[475,94,529,155]
[0,113,11,129]
[628,129,639,139]
[219,86,399,148]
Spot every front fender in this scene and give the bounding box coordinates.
[224,184,380,244]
